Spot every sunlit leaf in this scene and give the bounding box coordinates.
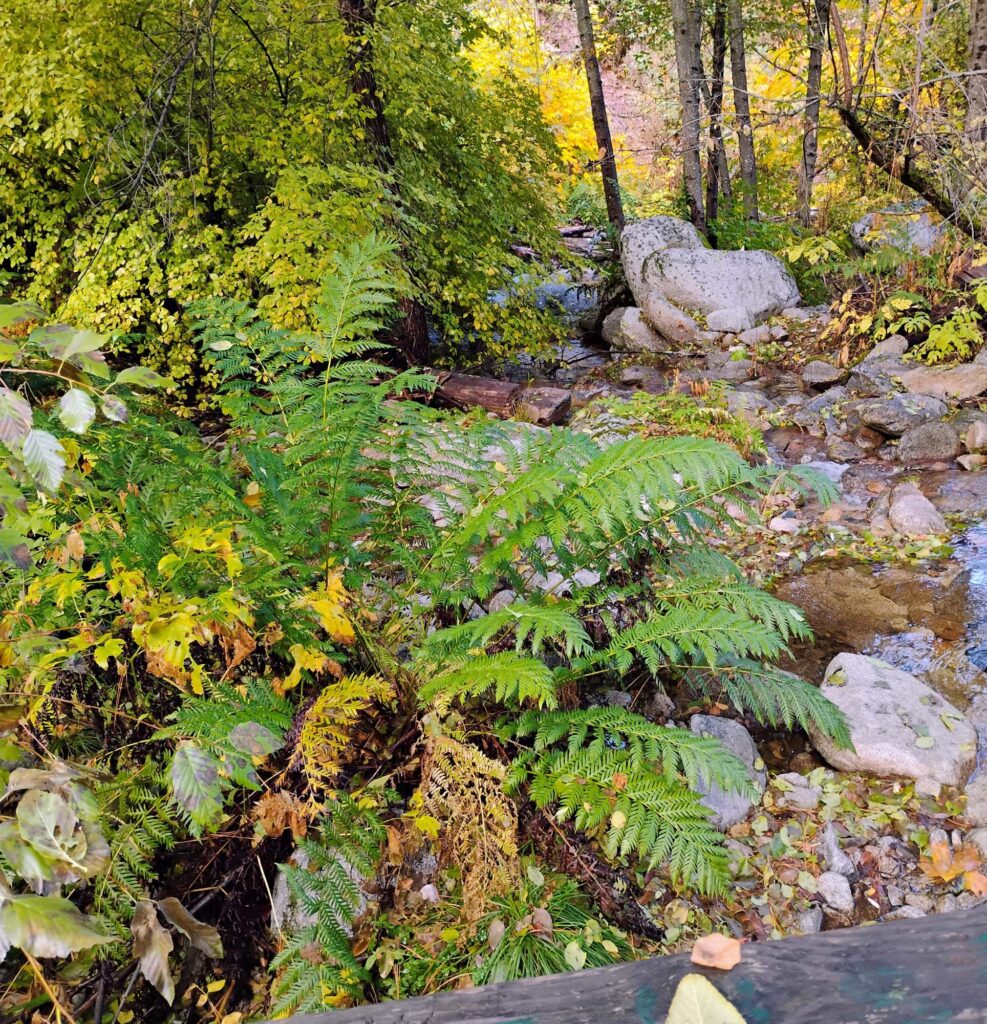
[58,389,96,435]
[22,429,65,491]
[666,974,747,1024]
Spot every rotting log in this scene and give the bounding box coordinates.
[274,905,987,1024]
[434,373,571,425]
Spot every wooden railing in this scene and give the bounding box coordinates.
[278,905,987,1024]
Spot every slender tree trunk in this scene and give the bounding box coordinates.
[338,0,429,364]
[797,0,831,227]
[705,0,732,225]
[968,0,987,141]
[727,0,759,220]
[573,0,625,233]
[671,0,707,234]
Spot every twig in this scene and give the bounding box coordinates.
[24,952,77,1024]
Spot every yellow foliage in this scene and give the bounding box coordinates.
[294,674,393,795]
[298,571,355,645]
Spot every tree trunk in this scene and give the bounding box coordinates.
[797,0,831,227]
[968,0,987,141]
[671,0,707,235]
[573,0,625,234]
[727,0,759,220]
[338,0,429,364]
[705,0,732,226]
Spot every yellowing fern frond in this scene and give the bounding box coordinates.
[294,674,392,794]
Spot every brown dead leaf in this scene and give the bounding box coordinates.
[253,790,310,840]
[690,932,743,971]
[920,841,981,883]
[611,772,628,792]
[964,870,987,896]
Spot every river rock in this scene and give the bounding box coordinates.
[621,215,799,325]
[810,653,977,788]
[898,364,987,401]
[643,297,702,344]
[690,714,766,829]
[964,775,987,826]
[707,307,754,334]
[817,871,855,913]
[850,201,944,254]
[603,307,664,353]
[856,394,948,436]
[966,421,987,453]
[793,386,848,433]
[897,421,962,463]
[959,454,987,471]
[802,360,847,388]
[819,823,855,877]
[888,482,947,535]
[869,335,909,358]
[775,567,909,648]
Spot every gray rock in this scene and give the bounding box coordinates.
[847,357,906,398]
[810,653,977,787]
[621,215,799,326]
[642,297,702,345]
[857,394,948,436]
[869,335,909,358]
[976,347,987,365]
[817,870,854,913]
[726,389,777,427]
[605,307,665,353]
[487,589,517,613]
[897,421,962,463]
[819,823,855,877]
[601,307,629,346]
[966,420,987,453]
[705,358,754,383]
[707,307,754,334]
[883,905,927,921]
[803,460,850,483]
[690,715,766,829]
[850,201,944,254]
[958,454,987,471]
[793,387,848,432]
[888,482,947,535]
[737,325,772,347]
[802,360,847,388]
[968,827,987,859]
[793,907,824,935]
[898,364,987,401]
[964,775,987,826]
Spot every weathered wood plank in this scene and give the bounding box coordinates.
[434,374,572,425]
[279,906,987,1024]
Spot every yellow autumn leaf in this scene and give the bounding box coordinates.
[666,974,747,1024]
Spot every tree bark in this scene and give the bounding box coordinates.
[573,0,625,234]
[968,0,987,141]
[705,0,732,225]
[338,0,429,365]
[797,0,831,227]
[671,0,707,235]
[727,0,758,220]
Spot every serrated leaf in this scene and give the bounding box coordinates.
[0,388,32,445]
[666,974,747,1024]
[114,366,171,389]
[16,790,86,868]
[170,743,223,832]
[100,395,129,423]
[131,901,175,1004]
[58,389,96,435]
[22,430,65,491]
[228,722,281,757]
[156,897,223,958]
[0,894,110,958]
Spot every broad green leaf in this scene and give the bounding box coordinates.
[156,897,223,958]
[4,763,79,798]
[0,894,110,957]
[58,389,96,435]
[16,790,86,868]
[228,722,281,757]
[170,743,223,832]
[0,301,44,330]
[0,387,31,445]
[666,974,747,1024]
[100,395,129,423]
[131,901,175,1004]
[564,940,586,970]
[114,366,171,389]
[0,820,56,887]
[22,430,65,491]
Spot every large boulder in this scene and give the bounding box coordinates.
[811,653,977,788]
[854,393,948,436]
[850,201,945,254]
[621,216,799,332]
[690,714,766,828]
[888,482,947,536]
[602,307,664,353]
[896,421,962,463]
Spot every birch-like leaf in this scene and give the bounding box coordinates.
[131,901,175,1004]
[0,895,110,958]
[666,974,747,1024]
[58,389,96,435]
[100,395,129,423]
[114,366,171,389]
[157,897,223,958]
[16,790,86,868]
[0,387,31,445]
[170,743,223,832]
[22,430,65,491]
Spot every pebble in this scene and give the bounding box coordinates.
[819,823,855,877]
[793,907,824,935]
[817,870,854,913]
[884,905,926,921]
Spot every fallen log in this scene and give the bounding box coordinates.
[435,373,571,425]
[275,904,987,1024]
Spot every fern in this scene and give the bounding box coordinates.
[271,796,385,1016]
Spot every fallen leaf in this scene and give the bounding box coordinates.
[690,932,743,971]
[965,870,987,896]
[666,974,747,1024]
[131,902,175,1005]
